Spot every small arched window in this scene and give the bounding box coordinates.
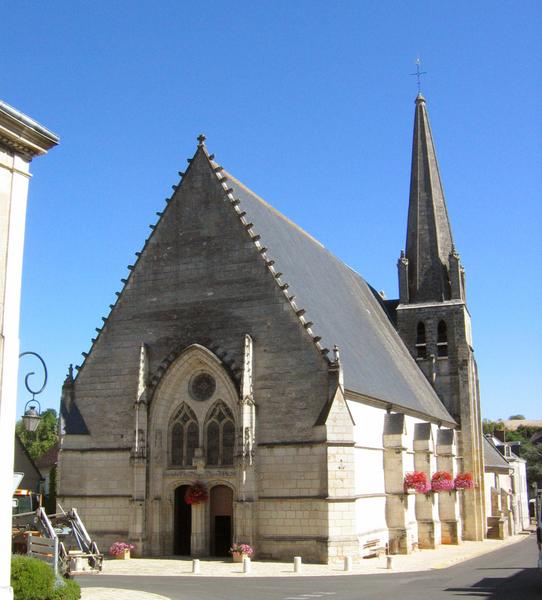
[437,320,448,357]
[205,401,235,467]
[170,403,199,467]
[415,322,427,359]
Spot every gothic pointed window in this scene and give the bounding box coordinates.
[205,401,235,467]
[222,420,235,466]
[171,423,183,465]
[415,322,427,359]
[206,421,220,465]
[437,320,448,358]
[170,403,199,467]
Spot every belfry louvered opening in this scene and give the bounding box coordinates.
[415,321,427,359]
[437,320,448,357]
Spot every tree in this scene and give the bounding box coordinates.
[15,408,58,461]
[509,414,526,420]
[482,419,504,435]
[44,466,57,514]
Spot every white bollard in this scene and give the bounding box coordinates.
[386,555,393,570]
[344,555,352,572]
[294,556,302,573]
[192,559,200,574]
[243,556,251,574]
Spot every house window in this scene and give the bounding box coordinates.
[170,403,199,467]
[205,401,235,466]
[437,320,448,357]
[415,322,427,359]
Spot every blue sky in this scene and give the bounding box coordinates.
[4,1,541,421]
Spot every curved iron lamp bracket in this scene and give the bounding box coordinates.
[19,351,48,400]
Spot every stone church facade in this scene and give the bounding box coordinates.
[58,95,486,562]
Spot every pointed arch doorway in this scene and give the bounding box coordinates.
[174,485,192,555]
[210,485,233,556]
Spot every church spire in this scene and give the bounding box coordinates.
[404,94,455,303]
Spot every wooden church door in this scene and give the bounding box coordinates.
[210,485,233,556]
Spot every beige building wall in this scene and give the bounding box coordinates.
[0,101,57,600]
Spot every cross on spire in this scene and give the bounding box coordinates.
[410,58,427,95]
[197,133,206,147]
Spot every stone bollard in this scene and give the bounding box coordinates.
[386,556,393,570]
[344,555,352,572]
[294,556,302,574]
[192,559,200,574]
[243,556,251,574]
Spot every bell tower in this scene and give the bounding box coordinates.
[396,94,485,541]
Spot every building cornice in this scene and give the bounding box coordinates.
[344,388,457,429]
[0,100,59,158]
[396,299,465,310]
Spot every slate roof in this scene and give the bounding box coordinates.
[483,436,511,469]
[222,168,454,424]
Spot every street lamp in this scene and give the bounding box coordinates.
[22,401,41,432]
[19,351,47,432]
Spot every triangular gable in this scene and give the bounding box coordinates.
[72,137,453,427]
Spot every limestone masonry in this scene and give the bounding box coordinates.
[57,96,526,563]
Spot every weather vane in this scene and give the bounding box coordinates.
[410,58,427,94]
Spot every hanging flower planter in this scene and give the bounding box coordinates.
[184,481,209,505]
[431,471,454,492]
[454,472,475,490]
[403,471,430,493]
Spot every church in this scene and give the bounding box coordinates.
[58,94,488,563]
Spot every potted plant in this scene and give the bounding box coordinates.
[108,541,135,560]
[431,471,454,492]
[230,543,254,562]
[404,471,430,493]
[184,482,209,505]
[454,472,475,490]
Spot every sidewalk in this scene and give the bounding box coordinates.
[80,532,532,599]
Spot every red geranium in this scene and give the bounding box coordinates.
[185,482,209,505]
[454,472,475,490]
[404,471,430,493]
[431,471,454,492]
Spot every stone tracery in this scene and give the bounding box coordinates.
[170,403,199,467]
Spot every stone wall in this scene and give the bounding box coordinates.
[58,146,333,558]
[396,301,485,541]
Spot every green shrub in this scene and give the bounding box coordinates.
[10,556,80,600]
[11,555,53,600]
[50,578,81,600]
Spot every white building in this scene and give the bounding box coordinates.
[0,100,57,600]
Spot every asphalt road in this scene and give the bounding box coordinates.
[78,534,541,599]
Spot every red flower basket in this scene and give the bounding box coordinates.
[184,482,209,505]
[431,471,454,492]
[454,472,474,490]
[404,471,430,493]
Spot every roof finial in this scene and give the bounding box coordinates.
[197,133,206,147]
[410,57,427,96]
